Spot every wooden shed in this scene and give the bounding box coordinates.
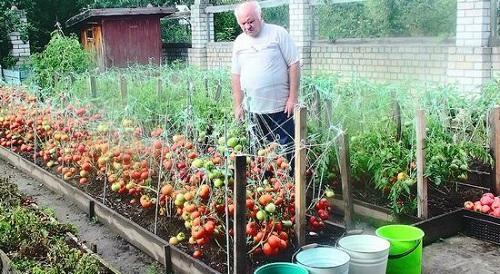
[66,7,176,68]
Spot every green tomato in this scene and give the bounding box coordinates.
[227,137,239,148]
[176,232,186,241]
[325,190,335,198]
[214,178,224,188]
[233,144,243,152]
[256,210,267,221]
[204,160,215,170]
[265,203,276,213]
[111,183,121,192]
[191,159,204,169]
[176,193,185,203]
[282,220,293,228]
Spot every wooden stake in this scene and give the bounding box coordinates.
[233,155,247,274]
[294,106,306,247]
[214,80,222,101]
[314,88,322,130]
[156,78,162,98]
[89,75,97,98]
[120,75,127,106]
[416,109,428,219]
[325,99,333,127]
[204,77,209,97]
[338,132,354,230]
[393,100,402,141]
[489,107,500,195]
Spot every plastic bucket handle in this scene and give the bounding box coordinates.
[387,239,421,260]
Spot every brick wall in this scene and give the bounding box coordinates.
[311,39,452,82]
[206,42,232,69]
[163,43,191,64]
[204,38,452,83]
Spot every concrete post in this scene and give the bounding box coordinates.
[289,0,312,73]
[447,0,492,92]
[188,0,211,68]
[8,7,30,67]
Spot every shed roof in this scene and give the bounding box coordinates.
[66,7,177,27]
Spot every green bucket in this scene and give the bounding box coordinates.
[375,225,425,274]
[254,262,309,274]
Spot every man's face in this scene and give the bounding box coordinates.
[236,5,262,37]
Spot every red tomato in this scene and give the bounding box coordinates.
[193,250,202,258]
[279,239,288,250]
[192,226,205,239]
[203,221,215,235]
[267,235,281,249]
[246,198,255,210]
[246,222,257,237]
[318,209,329,220]
[262,242,273,256]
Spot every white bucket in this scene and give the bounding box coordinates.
[338,234,390,274]
[292,244,350,274]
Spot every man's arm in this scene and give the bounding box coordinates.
[232,74,244,120]
[284,61,300,118]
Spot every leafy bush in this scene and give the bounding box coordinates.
[30,31,90,91]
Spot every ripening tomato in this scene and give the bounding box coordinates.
[267,235,281,249]
[246,222,257,236]
[193,250,202,258]
[262,242,273,256]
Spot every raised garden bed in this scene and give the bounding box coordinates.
[0,146,346,274]
[413,209,500,246]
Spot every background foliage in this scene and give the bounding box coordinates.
[317,0,456,40]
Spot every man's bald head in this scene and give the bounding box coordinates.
[234,1,263,37]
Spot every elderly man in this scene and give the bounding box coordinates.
[231,0,300,153]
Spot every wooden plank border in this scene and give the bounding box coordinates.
[328,196,396,223]
[1,249,18,274]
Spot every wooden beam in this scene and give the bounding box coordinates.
[294,106,306,247]
[338,132,354,230]
[205,0,288,14]
[490,107,500,195]
[416,109,428,219]
[310,0,365,6]
[233,155,247,274]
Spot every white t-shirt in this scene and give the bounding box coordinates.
[231,23,299,114]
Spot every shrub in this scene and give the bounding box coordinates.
[30,31,90,92]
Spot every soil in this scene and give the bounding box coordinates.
[0,157,164,274]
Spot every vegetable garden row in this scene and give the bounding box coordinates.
[1,65,499,272]
[0,177,119,273]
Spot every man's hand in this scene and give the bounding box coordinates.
[284,96,297,118]
[235,105,245,121]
